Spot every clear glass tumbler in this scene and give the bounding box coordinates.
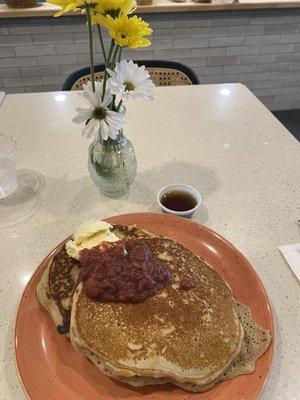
[0,134,17,198]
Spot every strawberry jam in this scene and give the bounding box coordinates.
[79,240,171,303]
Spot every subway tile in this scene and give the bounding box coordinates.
[242,54,275,64]
[0,57,38,68]
[249,16,284,25]
[74,32,89,43]
[56,43,93,55]
[271,70,300,79]
[290,62,300,70]
[256,62,291,72]
[229,25,265,36]
[283,15,300,24]
[261,44,295,54]
[148,20,173,29]
[0,47,14,57]
[267,87,300,96]
[226,45,261,56]
[0,67,20,78]
[38,54,77,66]
[3,76,42,88]
[239,72,271,81]
[75,52,99,65]
[50,23,87,33]
[33,33,74,45]
[208,55,241,66]
[173,18,211,28]
[275,52,300,62]
[251,88,267,97]
[5,87,26,94]
[0,35,32,46]
[212,17,249,27]
[0,26,9,35]
[15,45,56,57]
[192,26,228,37]
[25,84,60,93]
[252,79,285,88]
[150,39,173,50]
[280,93,300,103]
[154,48,190,59]
[280,34,300,44]
[193,66,223,76]
[204,74,238,84]
[41,75,69,85]
[259,95,281,103]
[265,102,293,111]
[173,38,209,49]
[190,47,226,57]
[292,100,300,108]
[209,36,245,47]
[223,64,256,74]
[59,64,87,75]
[176,57,208,67]
[245,35,280,45]
[20,66,60,77]
[265,24,300,34]
[154,28,191,39]
[124,50,154,60]
[9,25,51,35]
[285,78,300,87]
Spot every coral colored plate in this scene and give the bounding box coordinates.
[14,213,274,400]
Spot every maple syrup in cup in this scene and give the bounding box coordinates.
[157,184,201,219]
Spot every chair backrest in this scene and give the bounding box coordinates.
[62,60,199,91]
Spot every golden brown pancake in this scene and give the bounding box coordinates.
[36,225,154,334]
[70,237,244,386]
[73,302,271,392]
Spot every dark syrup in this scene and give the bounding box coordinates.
[161,190,197,212]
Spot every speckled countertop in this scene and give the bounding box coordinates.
[0,84,299,399]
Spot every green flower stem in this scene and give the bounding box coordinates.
[118,46,123,62]
[102,39,115,100]
[111,43,120,70]
[106,39,115,68]
[116,99,123,112]
[97,24,107,64]
[86,8,95,92]
[109,44,121,110]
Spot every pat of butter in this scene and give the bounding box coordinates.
[66,218,119,260]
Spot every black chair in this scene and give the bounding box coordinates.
[62,60,199,91]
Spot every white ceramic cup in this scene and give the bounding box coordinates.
[157,184,201,219]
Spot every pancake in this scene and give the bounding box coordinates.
[70,237,244,386]
[72,302,271,392]
[36,224,154,335]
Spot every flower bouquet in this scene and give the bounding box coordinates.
[49,0,155,197]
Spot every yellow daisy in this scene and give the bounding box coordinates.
[94,0,136,23]
[48,0,93,17]
[105,15,152,49]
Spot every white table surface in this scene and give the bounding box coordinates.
[0,84,299,400]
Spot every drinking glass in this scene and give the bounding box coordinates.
[0,134,17,198]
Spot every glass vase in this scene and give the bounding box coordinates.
[88,132,137,198]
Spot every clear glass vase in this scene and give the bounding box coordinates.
[88,132,137,198]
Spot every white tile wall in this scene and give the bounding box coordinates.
[0,8,299,110]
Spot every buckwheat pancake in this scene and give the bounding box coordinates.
[72,302,271,392]
[70,237,244,386]
[36,225,154,335]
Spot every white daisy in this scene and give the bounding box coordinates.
[73,81,125,141]
[107,60,155,101]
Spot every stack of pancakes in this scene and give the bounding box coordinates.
[37,224,271,393]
